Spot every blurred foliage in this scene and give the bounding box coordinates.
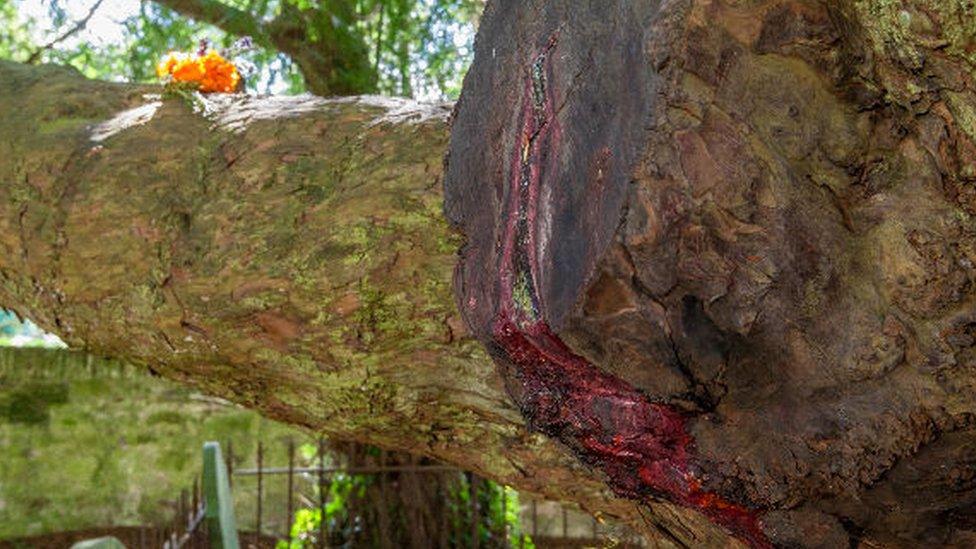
[280,455,533,548]
[0,0,480,98]
[0,349,302,538]
[0,0,35,61]
[0,381,69,425]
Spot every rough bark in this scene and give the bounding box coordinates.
[447,0,976,547]
[0,60,714,545]
[4,0,976,545]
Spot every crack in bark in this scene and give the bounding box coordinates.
[616,234,720,413]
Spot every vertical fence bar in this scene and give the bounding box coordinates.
[469,474,479,549]
[226,440,234,487]
[562,507,568,538]
[181,488,189,541]
[256,440,264,536]
[318,437,326,549]
[377,449,393,549]
[519,513,525,549]
[458,480,464,549]
[172,505,179,548]
[440,481,449,549]
[287,438,295,544]
[193,477,200,549]
[198,473,205,549]
[501,485,508,545]
[531,500,538,539]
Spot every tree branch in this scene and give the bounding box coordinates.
[150,0,267,42]
[26,0,107,64]
[0,60,732,546]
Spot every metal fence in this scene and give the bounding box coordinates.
[230,438,470,546]
[159,477,207,549]
[225,437,513,547]
[202,438,645,548]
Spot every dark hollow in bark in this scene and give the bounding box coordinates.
[447,0,976,547]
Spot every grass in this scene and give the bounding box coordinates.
[0,352,304,539]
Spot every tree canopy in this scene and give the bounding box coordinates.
[0,0,480,98]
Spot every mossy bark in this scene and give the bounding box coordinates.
[0,60,684,543]
[4,0,976,544]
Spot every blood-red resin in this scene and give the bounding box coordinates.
[488,38,772,549]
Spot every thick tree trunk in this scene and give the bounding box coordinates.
[447,0,976,547]
[3,0,976,546]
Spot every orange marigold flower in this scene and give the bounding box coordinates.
[157,50,240,94]
[155,51,183,78]
[172,58,205,82]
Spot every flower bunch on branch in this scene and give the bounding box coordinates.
[157,48,241,93]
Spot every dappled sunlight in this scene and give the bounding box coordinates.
[197,93,450,134]
[89,99,162,142]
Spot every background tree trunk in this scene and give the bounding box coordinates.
[447,0,976,547]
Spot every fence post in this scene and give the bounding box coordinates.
[439,481,449,549]
[226,440,234,487]
[377,449,392,549]
[203,442,241,549]
[318,437,326,549]
[180,489,188,543]
[192,477,200,549]
[287,438,295,545]
[501,485,508,545]
[531,500,537,539]
[469,474,479,549]
[256,441,263,536]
